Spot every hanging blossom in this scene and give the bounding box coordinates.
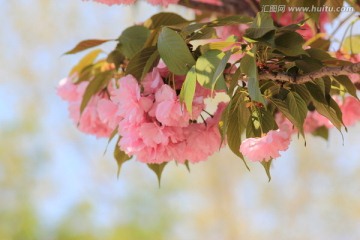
[109,67,226,164]
[84,0,180,6]
[57,77,117,138]
[84,0,136,5]
[58,64,226,164]
[240,115,293,162]
[84,0,226,6]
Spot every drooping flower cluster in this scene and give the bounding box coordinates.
[84,0,180,6]
[57,77,116,138]
[240,114,293,162]
[61,2,360,176]
[84,0,224,7]
[58,66,226,164]
[240,94,360,163]
[113,68,226,164]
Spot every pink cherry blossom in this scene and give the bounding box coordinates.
[146,0,179,6]
[341,96,360,127]
[57,77,88,102]
[240,128,292,162]
[304,96,360,133]
[180,102,226,163]
[85,0,136,5]
[304,111,333,133]
[97,98,121,130]
[111,75,153,124]
[114,70,226,163]
[194,0,222,6]
[153,84,191,127]
[57,77,117,138]
[240,113,292,162]
[77,95,115,137]
[270,11,330,40]
[142,67,164,95]
[60,64,227,163]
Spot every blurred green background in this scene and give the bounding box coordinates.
[1,0,360,239]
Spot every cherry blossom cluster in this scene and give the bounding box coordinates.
[58,51,360,164]
[84,0,179,6]
[61,2,360,167]
[241,94,360,163]
[240,53,360,163]
[58,64,226,164]
[85,0,223,7]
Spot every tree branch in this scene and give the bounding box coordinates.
[257,62,360,84]
[177,0,260,17]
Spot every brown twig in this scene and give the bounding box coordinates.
[256,62,360,84]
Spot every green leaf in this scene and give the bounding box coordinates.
[104,128,118,155]
[245,12,275,40]
[200,41,237,53]
[295,58,323,73]
[69,49,103,76]
[306,82,344,131]
[141,50,160,80]
[158,27,195,75]
[125,46,159,81]
[196,50,224,89]
[274,31,308,56]
[241,46,265,104]
[246,107,277,138]
[80,70,113,113]
[65,39,110,55]
[277,19,308,32]
[332,75,358,99]
[147,163,168,187]
[261,160,272,182]
[189,27,218,41]
[182,15,252,37]
[312,126,329,140]
[271,93,308,137]
[226,92,250,170]
[144,12,189,29]
[229,65,242,95]
[287,91,307,135]
[144,29,161,48]
[184,161,191,173]
[291,84,311,104]
[261,81,280,98]
[114,137,132,177]
[308,35,330,51]
[212,51,231,92]
[306,48,333,61]
[118,26,150,59]
[180,66,197,114]
[207,15,253,27]
[107,49,125,69]
[342,35,360,54]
